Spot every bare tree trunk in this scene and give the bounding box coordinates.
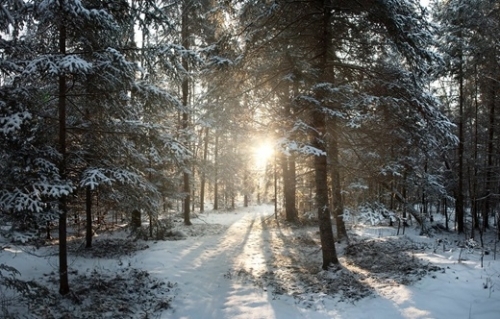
[312,0,339,269]
[280,80,298,222]
[329,122,347,241]
[274,153,278,219]
[58,16,69,295]
[471,69,480,237]
[243,169,249,207]
[182,0,191,225]
[402,172,408,220]
[214,133,219,210]
[85,186,92,248]
[282,153,298,222]
[200,128,209,212]
[444,198,449,231]
[484,83,496,230]
[313,111,339,269]
[456,36,465,233]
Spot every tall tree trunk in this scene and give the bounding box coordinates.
[282,153,298,222]
[312,111,339,269]
[243,169,249,207]
[471,70,479,236]
[191,166,196,213]
[456,35,465,233]
[85,186,92,248]
[484,82,496,230]
[329,122,348,241]
[182,0,191,225]
[214,133,219,210]
[58,17,69,295]
[444,198,449,231]
[469,164,478,238]
[281,81,298,222]
[274,152,278,219]
[200,128,209,212]
[313,0,339,269]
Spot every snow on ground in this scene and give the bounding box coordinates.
[0,204,499,318]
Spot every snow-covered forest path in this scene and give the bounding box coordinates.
[129,204,500,319]
[132,205,305,319]
[2,204,500,318]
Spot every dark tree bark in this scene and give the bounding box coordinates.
[131,209,141,228]
[484,82,496,230]
[281,153,298,222]
[455,36,465,233]
[311,0,339,270]
[402,171,408,220]
[312,111,339,269]
[46,221,51,240]
[444,198,449,231]
[243,169,249,207]
[182,0,191,225]
[58,17,69,296]
[471,71,479,236]
[85,186,92,248]
[200,128,209,212]
[280,81,298,222]
[329,121,348,241]
[214,133,219,210]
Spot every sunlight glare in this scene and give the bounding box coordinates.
[254,142,274,169]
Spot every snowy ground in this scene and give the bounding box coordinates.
[1,204,500,318]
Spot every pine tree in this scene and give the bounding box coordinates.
[1,0,191,294]
[238,0,455,267]
[434,0,500,236]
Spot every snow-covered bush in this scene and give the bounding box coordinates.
[354,202,397,226]
[133,218,181,241]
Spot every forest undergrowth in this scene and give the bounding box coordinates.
[223,217,446,305]
[1,210,498,318]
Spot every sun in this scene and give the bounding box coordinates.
[254,142,274,169]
